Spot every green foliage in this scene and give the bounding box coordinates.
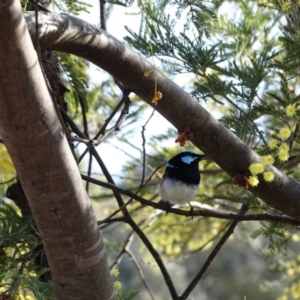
[21,0,91,14]
[56,52,89,114]
[0,200,35,249]
[115,289,139,300]
[19,276,55,300]
[54,0,91,15]
[251,221,292,255]
[0,144,15,196]
[0,200,53,298]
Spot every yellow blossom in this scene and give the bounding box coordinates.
[261,155,274,165]
[278,127,291,141]
[278,143,290,161]
[143,70,152,78]
[281,2,290,12]
[286,104,296,117]
[268,139,278,149]
[113,281,122,290]
[263,171,275,182]
[278,149,289,161]
[280,143,289,151]
[249,163,264,175]
[248,175,259,187]
[111,268,119,277]
[277,296,288,300]
[291,281,300,299]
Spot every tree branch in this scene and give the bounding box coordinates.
[23,11,300,220]
[81,175,300,226]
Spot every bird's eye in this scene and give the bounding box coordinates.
[181,155,198,164]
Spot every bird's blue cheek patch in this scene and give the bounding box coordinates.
[181,155,198,164]
[167,162,177,168]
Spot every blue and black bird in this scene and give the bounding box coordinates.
[159,151,206,207]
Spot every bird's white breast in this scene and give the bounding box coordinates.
[159,178,198,205]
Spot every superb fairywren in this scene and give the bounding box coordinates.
[160,151,206,206]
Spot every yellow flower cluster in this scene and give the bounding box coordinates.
[261,155,274,165]
[278,143,290,162]
[267,127,291,162]
[263,171,275,182]
[278,128,291,141]
[111,268,120,277]
[248,104,298,187]
[249,163,264,175]
[268,139,278,149]
[113,281,122,290]
[248,175,259,187]
[286,104,296,117]
[248,155,276,187]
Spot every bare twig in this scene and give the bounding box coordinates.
[107,141,161,176]
[178,203,249,300]
[126,248,156,300]
[34,0,41,62]
[95,96,131,145]
[140,109,155,186]
[99,0,107,31]
[97,198,134,225]
[223,95,267,146]
[78,94,89,138]
[93,157,178,298]
[86,153,93,192]
[189,222,229,255]
[0,219,31,239]
[109,219,158,300]
[110,231,134,270]
[77,89,131,163]
[81,175,300,226]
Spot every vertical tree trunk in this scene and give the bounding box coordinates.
[0,1,114,299]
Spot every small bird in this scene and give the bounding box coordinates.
[159,151,206,207]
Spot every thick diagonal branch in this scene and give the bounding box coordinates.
[24,11,300,220]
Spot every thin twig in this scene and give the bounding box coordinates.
[61,91,298,300]
[110,231,134,270]
[78,94,89,138]
[178,203,249,300]
[93,157,178,298]
[97,198,134,225]
[107,140,160,176]
[99,0,107,31]
[289,123,299,151]
[0,219,31,239]
[86,153,93,192]
[189,222,229,255]
[140,109,155,186]
[223,95,267,146]
[126,248,156,300]
[77,89,131,163]
[81,175,300,226]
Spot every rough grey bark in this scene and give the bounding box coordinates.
[23,11,300,220]
[0,2,114,299]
